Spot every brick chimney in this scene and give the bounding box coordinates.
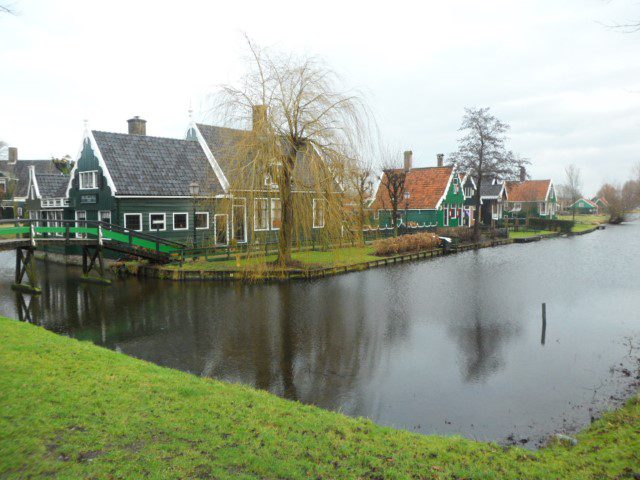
[127,116,147,135]
[519,166,526,182]
[437,153,444,167]
[403,150,413,171]
[252,105,267,131]
[8,147,17,164]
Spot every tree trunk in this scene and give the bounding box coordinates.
[278,157,294,266]
[358,202,366,246]
[473,177,482,241]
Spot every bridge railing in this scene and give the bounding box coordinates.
[0,219,185,256]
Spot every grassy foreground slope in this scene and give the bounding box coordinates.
[1,318,638,479]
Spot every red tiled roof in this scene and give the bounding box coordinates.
[373,166,453,210]
[505,179,551,202]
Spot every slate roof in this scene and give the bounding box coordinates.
[91,131,223,196]
[479,182,505,199]
[373,166,453,210]
[505,179,551,202]
[0,159,60,198]
[195,123,328,191]
[36,173,69,198]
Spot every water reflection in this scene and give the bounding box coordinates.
[1,220,639,445]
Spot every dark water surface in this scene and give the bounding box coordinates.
[1,222,639,447]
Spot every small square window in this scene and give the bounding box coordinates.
[79,171,98,190]
[173,213,188,230]
[124,213,142,232]
[149,213,166,231]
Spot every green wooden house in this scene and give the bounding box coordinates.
[591,196,609,213]
[61,114,329,251]
[372,152,467,228]
[568,198,598,215]
[504,179,558,219]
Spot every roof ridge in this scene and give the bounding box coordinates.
[195,123,249,135]
[92,130,195,143]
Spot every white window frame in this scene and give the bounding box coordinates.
[75,210,87,238]
[443,204,450,226]
[124,213,143,232]
[214,213,229,245]
[148,213,166,232]
[270,198,281,231]
[451,205,457,219]
[79,170,98,190]
[98,210,111,224]
[312,198,325,229]
[512,202,522,212]
[254,198,269,231]
[173,212,189,231]
[232,203,247,243]
[195,211,209,230]
[539,202,547,215]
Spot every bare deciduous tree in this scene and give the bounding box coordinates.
[377,151,406,237]
[345,155,375,245]
[212,37,372,267]
[563,164,583,221]
[598,180,639,224]
[0,3,15,15]
[449,107,529,240]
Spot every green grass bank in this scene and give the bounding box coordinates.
[1,317,639,479]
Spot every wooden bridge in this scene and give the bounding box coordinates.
[0,219,185,294]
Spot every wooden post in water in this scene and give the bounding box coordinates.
[541,302,547,345]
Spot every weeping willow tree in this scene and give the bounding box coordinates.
[210,38,372,268]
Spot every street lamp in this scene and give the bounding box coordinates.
[189,181,199,249]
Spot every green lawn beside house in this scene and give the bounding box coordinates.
[164,245,383,271]
[558,214,608,225]
[1,317,639,479]
[509,229,556,239]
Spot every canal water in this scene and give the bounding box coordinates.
[1,221,639,447]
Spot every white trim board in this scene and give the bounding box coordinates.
[193,123,230,193]
[66,126,118,197]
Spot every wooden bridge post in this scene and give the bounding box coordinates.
[80,245,111,286]
[11,247,41,294]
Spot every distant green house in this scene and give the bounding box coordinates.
[568,198,598,215]
[504,179,558,219]
[372,152,468,228]
[0,147,61,219]
[24,166,70,229]
[591,196,609,213]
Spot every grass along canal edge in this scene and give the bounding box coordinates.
[1,317,639,479]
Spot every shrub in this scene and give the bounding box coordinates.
[528,218,575,233]
[435,227,475,241]
[373,232,441,256]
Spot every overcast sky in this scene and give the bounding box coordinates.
[1,0,638,193]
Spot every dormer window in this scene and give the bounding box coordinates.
[79,171,98,190]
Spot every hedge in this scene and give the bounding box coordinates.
[528,217,575,233]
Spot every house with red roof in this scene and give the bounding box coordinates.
[504,177,558,219]
[372,152,467,228]
[591,196,609,213]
